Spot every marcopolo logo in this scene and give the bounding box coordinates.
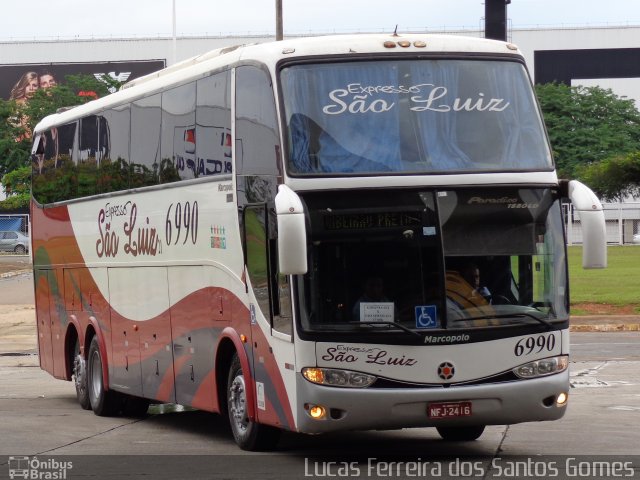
[8,456,72,479]
[423,333,470,344]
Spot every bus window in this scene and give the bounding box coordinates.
[281,60,552,175]
[130,94,161,187]
[236,66,281,176]
[244,204,271,322]
[99,105,130,193]
[196,70,232,176]
[161,82,196,182]
[438,188,568,327]
[268,208,293,336]
[33,122,77,203]
[78,115,99,198]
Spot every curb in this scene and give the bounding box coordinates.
[570,324,640,332]
[0,269,32,279]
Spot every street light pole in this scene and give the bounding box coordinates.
[172,0,177,64]
[276,0,283,41]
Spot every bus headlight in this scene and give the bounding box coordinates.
[302,367,377,388]
[513,355,568,379]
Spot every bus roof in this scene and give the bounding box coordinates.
[33,33,522,134]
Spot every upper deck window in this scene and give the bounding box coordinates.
[280,59,552,176]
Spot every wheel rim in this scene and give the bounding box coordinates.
[15,245,25,254]
[229,373,249,434]
[89,350,102,403]
[74,353,87,397]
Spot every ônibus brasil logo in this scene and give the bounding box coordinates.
[8,456,72,479]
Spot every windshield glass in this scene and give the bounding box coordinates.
[296,188,568,335]
[280,59,552,176]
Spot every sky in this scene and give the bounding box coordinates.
[2,0,640,40]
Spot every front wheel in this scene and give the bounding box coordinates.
[227,353,280,451]
[87,336,121,416]
[436,425,485,441]
[14,245,26,255]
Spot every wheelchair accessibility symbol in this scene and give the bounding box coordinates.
[415,305,438,329]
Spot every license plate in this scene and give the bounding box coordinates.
[427,401,472,419]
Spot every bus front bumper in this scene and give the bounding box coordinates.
[294,370,569,434]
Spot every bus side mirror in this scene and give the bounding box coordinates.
[275,185,308,275]
[567,180,607,269]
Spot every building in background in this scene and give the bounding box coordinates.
[2,26,640,103]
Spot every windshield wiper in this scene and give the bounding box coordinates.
[456,312,554,328]
[348,321,423,338]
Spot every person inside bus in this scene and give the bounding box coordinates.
[461,263,492,304]
[352,276,395,321]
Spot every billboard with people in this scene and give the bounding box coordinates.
[1,60,166,101]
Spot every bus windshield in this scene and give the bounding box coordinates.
[296,188,568,334]
[280,59,552,175]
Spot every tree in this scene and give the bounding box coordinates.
[579,153,640,201]
[535,83,640,179]
[0,166,30,211]
[0,74,116,210]
[0,100,31,179]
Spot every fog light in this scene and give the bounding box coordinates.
[557,392,568,406]
[307,404,326,419]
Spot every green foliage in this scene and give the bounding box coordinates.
[2,166,30,196]
[535,83,640,179]
[0,99,31,177]
[0,193,29,211]
[0,165,30,210]
[578,152,640,201]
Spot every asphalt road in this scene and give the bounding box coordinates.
[0,332,638,479]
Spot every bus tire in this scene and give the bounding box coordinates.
[87,336,121,416]
[436,425,485,441]
[73,339,91,410]
[227,353,280,451]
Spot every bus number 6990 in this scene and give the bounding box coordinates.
[514,334,556,357]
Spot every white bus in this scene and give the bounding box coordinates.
[30,34,606,451]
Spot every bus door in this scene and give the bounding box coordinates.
[109,266,176,402]
[170,265,230,411]
[244,204,295,428]
[135,267,175,403]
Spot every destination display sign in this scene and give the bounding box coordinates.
[323,212,422,231]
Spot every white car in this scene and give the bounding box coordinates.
[0,231,29,254]
[633,233,640,245]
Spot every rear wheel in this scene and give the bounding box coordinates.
[87,336,121,416]
[73,340,91,410]
[436,425,485,441]
[227,353,280,451]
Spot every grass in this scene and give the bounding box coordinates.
[568,245,640,312]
